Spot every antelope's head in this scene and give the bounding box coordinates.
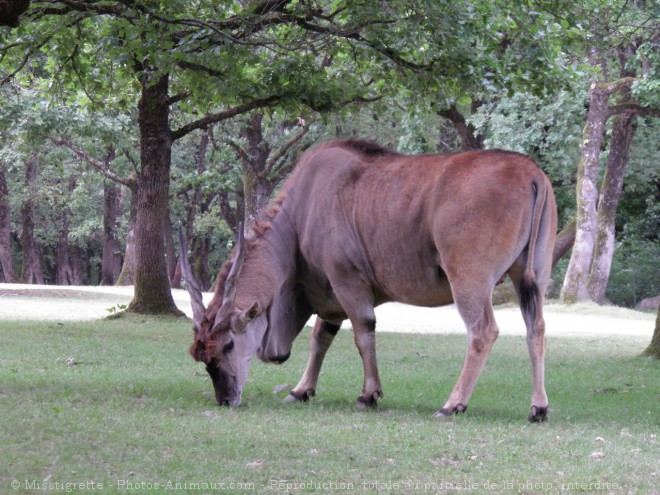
[180,226,265,407]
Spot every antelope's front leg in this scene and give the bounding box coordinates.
[352,316,383,409]
[286,318,341,403]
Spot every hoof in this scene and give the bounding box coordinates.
[433,403,467,418]
[355,391,382,410]
[528,405,549,423]
[284,389,315,403]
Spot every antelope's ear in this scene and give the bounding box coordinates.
[234,301,261,333]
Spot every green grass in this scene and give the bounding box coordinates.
[1,313,658,494]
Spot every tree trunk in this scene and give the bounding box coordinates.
[116,182,138,286]
[243,172,274,225]
[55,220,71,285]
[197,236,211,289]
[0,0,29,27]
[20,155,44,284]
[560,54,610,304]
[179,127,210,288]
[552,219,576,266]
[127,73,182,315]
[641,306,660,359]
[587,111,637,303]
[240,113,273,225]
[70,244,84,285]
[437,104,485,150]
[55,175,77,285]
[225,113,310,229]
[101,181,122,285]
[0,161,16,282]
[164,213,178,286]
[218,191,241,233]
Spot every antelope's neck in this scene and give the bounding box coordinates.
[234,220,296,312]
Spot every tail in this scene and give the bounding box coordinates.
[519,178,547,331]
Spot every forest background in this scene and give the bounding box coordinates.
[0,0,658,317]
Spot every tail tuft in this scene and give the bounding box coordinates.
[519,271,539,331]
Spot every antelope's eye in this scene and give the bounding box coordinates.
[222,341,235,354]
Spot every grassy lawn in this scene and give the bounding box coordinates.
[0,309,658,494]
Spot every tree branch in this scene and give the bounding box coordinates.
[608,102,660,118]
[593,76,637,95]
[31,0,139,19]
[226,139,250,166]
[167,91,192,106]
[291,17,435,72]
[52,139,136,187]
[0,49,31,85]
[637,107,660,118]
[176,61,226,79]
[553,218,576,266]
[171,95,281,141]
[266,120,312,178]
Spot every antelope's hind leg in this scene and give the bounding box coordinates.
[516,283,549,422]
[435,287,499,418]
[509,265,550,422]
[286,318,341,403]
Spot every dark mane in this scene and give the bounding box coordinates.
[329,139,399,158]
[209,194,287,306]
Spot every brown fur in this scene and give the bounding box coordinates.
[189,140,557,420]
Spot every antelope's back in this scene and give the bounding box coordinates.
[285,142,554,306]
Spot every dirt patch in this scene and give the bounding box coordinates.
[0,288,127,300]
[0,285,654,338]
[0,284,136,321]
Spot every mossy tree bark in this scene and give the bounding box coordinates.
[560,43,647,305]
[560,53,611,304]
[587,110,637,303]
[642,307,660,359]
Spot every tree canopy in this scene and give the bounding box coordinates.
[0,0,658,315]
